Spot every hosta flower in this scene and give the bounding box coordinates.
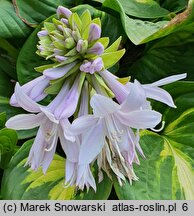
[6,73,83,173]
[100,70,187,105]
[71,82,162,188]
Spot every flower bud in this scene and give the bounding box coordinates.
[65,37,76,49]
[76,39,88,54]
[87,42,104,55]
[88,24,101,42]
[57,6,72,19]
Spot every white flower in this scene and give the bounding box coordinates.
[126,73,187,107]
[71,81,162,187]
[6,78,82,173]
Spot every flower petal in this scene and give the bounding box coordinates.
[26,129,46,170]
[117,109,162,129]
[57,6,72,18]
[14,83,41,112]
[6,113,43,130]
[91,94,120,117]
[40,107,59,124]
[88,23,101,42]
[78,119,105,164]
[43,62,77,80]
[143,85,176,108]
[10,76,48,106]
[71,115,99,135]
[99,70,128,103]
[42,135,58,173]
[148,73,187,87]
[121,80,146,112]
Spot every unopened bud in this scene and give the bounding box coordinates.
[87,42,104,55]
[65,37,76,49]
[88,24,101,42]
[76,39,88,54]
[57,6,72,19]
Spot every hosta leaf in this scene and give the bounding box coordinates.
[114,82,194,200]
[12,0,80,27]
[2,139,112,200]
[0,112,6,129]
[115,0,170,18]
[123,30,194,83]
[0,0,31,38]
[0,128,18,169]
[103,0,194,44]
[161,0,188,13]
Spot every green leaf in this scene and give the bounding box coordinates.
[114,82,194,200]
[0,0,31,38]
[0,112,6,129]
[2,139,112,199]
[103,0,194,44]
[12,0,79,27]
[124,30,194,83]
[0,128,18,169]
[114,0,170,18]
[17,5,126,84]
[161,0,188,13]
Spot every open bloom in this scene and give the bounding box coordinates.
[6,75,82,173]
[100,70,187,106]
[71,81,162,188]
[126,73,187,108]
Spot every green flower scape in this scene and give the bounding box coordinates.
[0,0,194,200]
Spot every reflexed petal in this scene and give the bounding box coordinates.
[121,80,146,112]
[148,73,187,87]
[143,85,176,108]
[117,109,162,129]
[6,113,43,130]
[43,62,77,80]
[71,115,99,135]
[14,83,41,112]
[78,120,105,164]
[91,94,120,117]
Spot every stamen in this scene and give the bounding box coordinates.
[45,134,57,151]
[151,121,165,132]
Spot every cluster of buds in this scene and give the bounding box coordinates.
[6,6,186,191]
